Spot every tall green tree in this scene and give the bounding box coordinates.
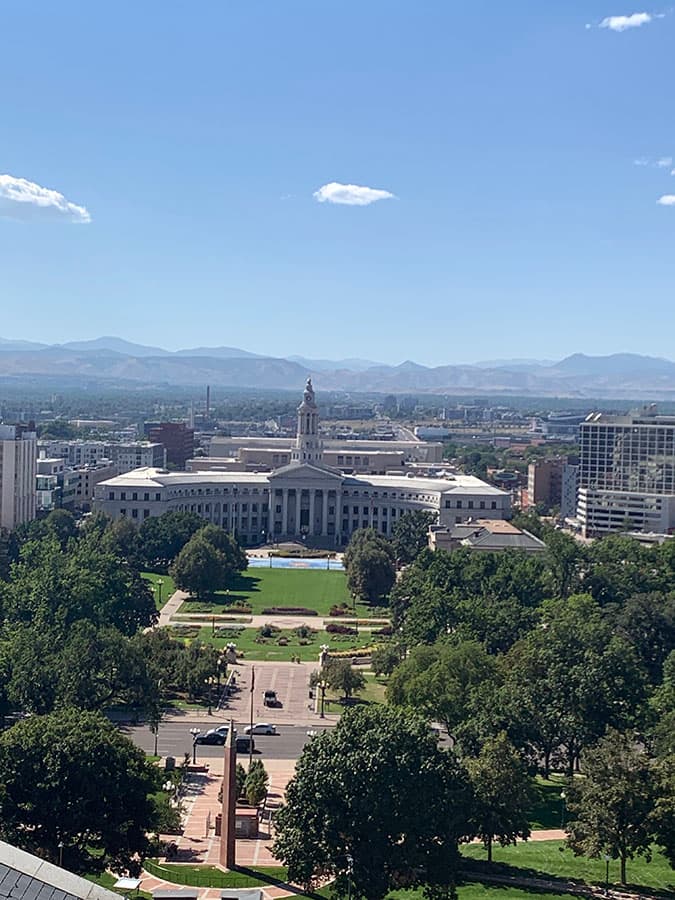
[0,709,159,874]
[566,729,657,884]
[170,534,230,599]
[138,509,204,570]
[387,640,497,742]
[346,544,396,605]
[273,706,471,899]
[392,510,437,565]
[324,658,366,700]
[466,732,535,862]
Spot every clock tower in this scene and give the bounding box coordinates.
[291,377,323,465]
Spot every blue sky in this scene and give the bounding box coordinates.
[2,1,675,366]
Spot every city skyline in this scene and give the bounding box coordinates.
[2,2,675,364]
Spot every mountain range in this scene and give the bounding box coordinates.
[1,337,675,399]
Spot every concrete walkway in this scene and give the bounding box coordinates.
[158,590,189,627]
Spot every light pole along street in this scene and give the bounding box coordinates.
[189,727,200,765]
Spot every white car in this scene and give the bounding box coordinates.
[244,723,277,735]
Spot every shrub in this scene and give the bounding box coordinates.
[277,636,289,646]
[261,606,318,616]
[329,604,350,617]
[295,624,315,639]
[258,622,280,638]
[326,623,358,636]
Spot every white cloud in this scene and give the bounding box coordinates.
[634,157,650,166]
[656,156,673,168]
[657,194,675,205]
[599,12,652,30]
[0,174,91,223]
[313,182,396,206]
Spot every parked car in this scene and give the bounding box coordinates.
[245,723,277,735]
[263,690,281,708]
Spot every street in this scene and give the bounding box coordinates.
[124,719,331,761]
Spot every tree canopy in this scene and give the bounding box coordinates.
[273,706,471,899]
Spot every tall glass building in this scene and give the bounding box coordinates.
[578,406,675,536]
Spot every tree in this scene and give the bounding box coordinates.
[273,706,471,899]
[387,640,497,743]
[324,658,366,700]
[466,732,534,862]
[392,510,437,565]
[197,524,248,578]
[170,534,230,599]
[500,595,648,775]
[566,729,657,884]
[611,592,675,686]
[346,545,396,605]
[244,759,269,806]
[0,708,159,874]
[370,644,401,677]
[138,510,204,570]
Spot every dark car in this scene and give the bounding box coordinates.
[235,735,255,754]
[194,729,226,745]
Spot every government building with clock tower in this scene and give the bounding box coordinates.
[95,378,510,546]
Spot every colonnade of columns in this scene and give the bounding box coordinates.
[272,487,336,537]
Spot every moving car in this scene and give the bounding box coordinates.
[244,722,277,735]
[235,735,255,753]
[194,725,235,745]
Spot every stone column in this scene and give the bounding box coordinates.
[295,490,302,535]
[309,490,316,535]
[281,489,288,536]
[322,491,329,536]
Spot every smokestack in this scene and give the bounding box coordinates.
[206,385,211,418]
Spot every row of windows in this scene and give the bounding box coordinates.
[444,498,498,510]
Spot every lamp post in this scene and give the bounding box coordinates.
[58,841,64,868]
[157,578,164,607]
[207,676,215,716]
[560,789,566,829]
[318,679,328,718]
[346,853,354,900]
[189,727,200,764]
[604,854,610,895]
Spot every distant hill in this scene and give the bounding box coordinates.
[0,338,674,398]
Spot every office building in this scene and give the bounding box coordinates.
[578,406,675,536]
[38,439,165,473]
[145,422,195,468]
[0,424,37,530]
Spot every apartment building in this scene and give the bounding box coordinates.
[0,424,37,530]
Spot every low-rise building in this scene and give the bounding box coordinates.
[428,519,546,554]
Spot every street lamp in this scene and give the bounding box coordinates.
[189,727,200,765]
[560,789,566,829]
[604,854,610,895]
[318,679,328,718]
[207,676,215,716]
[346,853,354,900]
[157,578,164,607]
[58,841,64,868]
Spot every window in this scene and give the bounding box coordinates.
[468,500,474,509]
[131,508,139,519]
[143,509,150,519]
[445,499,451,508]
[108,491,114,500]
[491,501,497,509]
[144,492,150,501]
[456,515,462,523]
[456,500,462,509]
[276,504,282,514]
[353,506,358,514]
[480,501,485,509]
[363,507,368,515]
[120,508,127,516]
[329,506,334,515]
[132,492,138,501]
[121,492,126,501]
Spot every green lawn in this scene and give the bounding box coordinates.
[143,572,175,610]
[196,625,376,662]
[527,775,568,830]
[145,861,289,888]
[85,872,152,899]
[178,568,381,617]
[462,840,675,893]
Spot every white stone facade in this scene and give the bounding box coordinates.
[94,383,510,545]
